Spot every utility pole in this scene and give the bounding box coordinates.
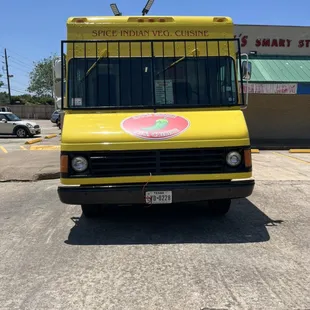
[4,49,11,104]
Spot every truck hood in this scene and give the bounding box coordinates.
[61,110,250,151]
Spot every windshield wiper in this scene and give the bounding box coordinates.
[79,49,108,84]
[86,49,108,77]
[156,48,199,77]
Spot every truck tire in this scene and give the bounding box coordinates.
[81,204,101,218]
[208,199,231,216]
[14,126,29,138]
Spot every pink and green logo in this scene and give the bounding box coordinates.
[121,113,190,140]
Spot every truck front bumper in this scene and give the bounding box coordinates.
[58,179,255,205]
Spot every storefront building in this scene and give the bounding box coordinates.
[235,24,310,147]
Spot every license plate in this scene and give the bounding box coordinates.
[145,191,172,204]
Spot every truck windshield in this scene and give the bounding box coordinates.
[68,56,238,108]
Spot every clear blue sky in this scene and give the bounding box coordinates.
[0,0,309,95]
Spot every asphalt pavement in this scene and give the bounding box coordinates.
[0,153,310,310]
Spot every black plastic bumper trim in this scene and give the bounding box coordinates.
[58,180,255,205]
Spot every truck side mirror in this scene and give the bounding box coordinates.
[54,80,62,98]
[242,61,252,81]
[53,57,63,80]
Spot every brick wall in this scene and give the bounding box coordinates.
[243,94,310,147]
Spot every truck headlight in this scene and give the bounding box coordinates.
[226,151,241,167]
[71,156,88,172]
[26,123,33,128]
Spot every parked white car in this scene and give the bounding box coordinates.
[0,112,41,138]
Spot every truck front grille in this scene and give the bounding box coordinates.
[88,148,226,177]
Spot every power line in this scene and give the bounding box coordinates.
[9,64,31,75]
[2,86,28,94]
[10,54,34,66]
[11,82,29,90]
[0,45,36,65]
[0,48,33,71]
[9,58,33,71]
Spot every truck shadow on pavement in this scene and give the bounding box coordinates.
[65,198,283,246]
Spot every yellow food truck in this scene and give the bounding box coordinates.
[56,5,254,217]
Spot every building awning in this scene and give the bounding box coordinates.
[241,56,310,83]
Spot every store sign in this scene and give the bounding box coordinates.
[235,25,310,55]
[92,29,209,38]
[239,83,297,94]
[235,35,310,49]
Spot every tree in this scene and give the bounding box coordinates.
[0,74,4,88]
[0,92,9,105]
[28,55,55,97]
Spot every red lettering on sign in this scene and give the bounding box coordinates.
[254,38,296,48]
[234,34,248,47]
[241,35,248,47]
[262,39,270,47]
[298,39,310,48]
[279,39,285,47]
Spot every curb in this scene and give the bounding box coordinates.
[45,134,58,139]
[25,138,43,145]
[289,149,310,153]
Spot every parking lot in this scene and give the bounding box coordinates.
[0,120,60,153]
[0,146,309,309]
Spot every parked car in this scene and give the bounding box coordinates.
[0,107,12,112]
[51,110,61,129]
[51,110,60,123]
[0,112,41,138]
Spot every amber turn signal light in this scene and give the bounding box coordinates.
[244,149,252,168]
[60,155,68,173]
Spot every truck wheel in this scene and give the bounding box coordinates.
[81,204,101,218]
[15,127,28,138]
[208,199,231,216]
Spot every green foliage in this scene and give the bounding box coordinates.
[0,92,9,105]
[10,94,54,105]
[0,74,4,88]
[27,55,55,97]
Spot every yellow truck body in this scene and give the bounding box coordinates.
[57,15,254,216]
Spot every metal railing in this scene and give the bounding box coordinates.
[60,38,245,110]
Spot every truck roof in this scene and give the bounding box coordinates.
[67,16,233,26]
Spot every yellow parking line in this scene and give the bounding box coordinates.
[29,145,60,151]
[272,151,310,164]
[251,149,260,153]
[0,146,8,153]
[20,146,27,150]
